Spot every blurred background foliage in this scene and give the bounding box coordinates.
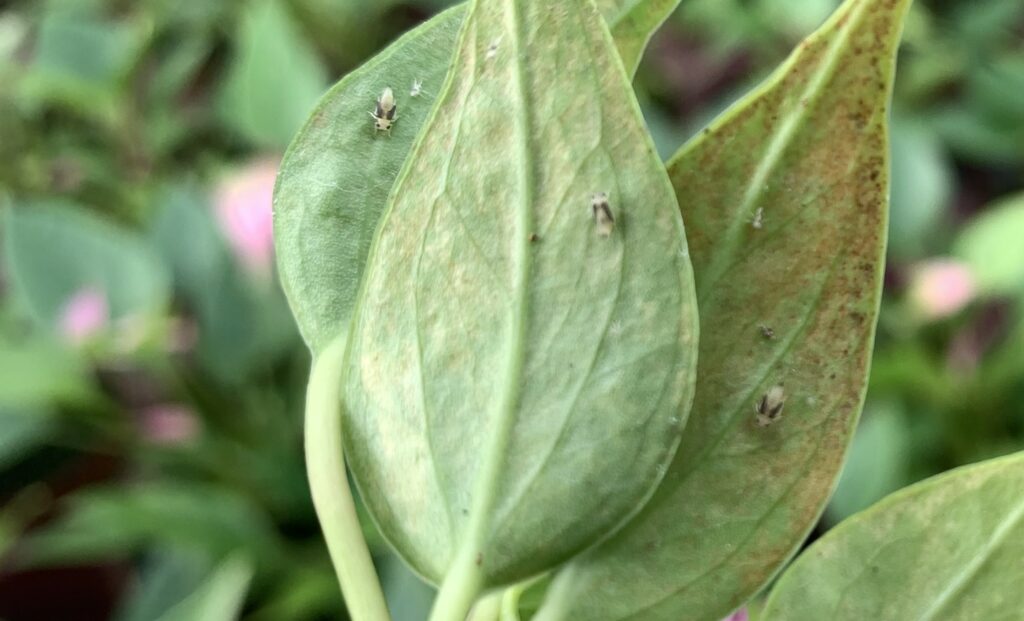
[0,0,1021,619]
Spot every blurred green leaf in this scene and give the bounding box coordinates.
[380,554,435,621]
[247,565,340,621]
[763,450,1024,620]
[537,0,907,617]
[19,483,282,569]
[114,549,213,621]
[0,410,55,470]
[18,7,147,122]
[3,202,170,333]
[597,0,682,77]
[888,117,952,261]
[0,336,94,408]
[218,0,329,150]
[151,186,295,382]
[827,400,912,521]
[955,192,1024,295]
[156,554,253,621]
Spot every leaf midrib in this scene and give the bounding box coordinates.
[458,0,534,566]
[916,493,1024,620]
[684,0,866,303]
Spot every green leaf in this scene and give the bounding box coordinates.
[0,410,55,470]
[19,483,281,569]
[19,6,146,121]
[218,0,329,150]
[954,192,1024,295]
[151,187,296,382]
[763,451,1024,620]
[827,400,912,521]
[343,0,697,593]
[3,202,170,332]
[0,336,94,408]
[114,549,213,621]
[888,117,952,261]
[537,0,908,618]
[156,554,254,621]
[276,1,680,354]
[596,0,682,76]
[275,5,467,354]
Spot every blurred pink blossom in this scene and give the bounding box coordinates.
[908,258,976,320]
[140,404,201,445]
[214,158,279,277]
[722,609,749,621]
[58,287,109,344]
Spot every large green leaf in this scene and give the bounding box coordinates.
[275,0,680,355]
[763,451,1024,620]
[343,0,697,595]
[535,0,909,619]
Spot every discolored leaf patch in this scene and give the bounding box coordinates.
[536,0,911,619]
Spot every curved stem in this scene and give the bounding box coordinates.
[429,547,486,621]
[469,591,503,621]
[305,337,391,621]
[530,566,577,621]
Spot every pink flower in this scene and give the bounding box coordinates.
[139,404,201,445]
[58,287,109,344]
[722,609,749,621]
[214,158,279,277]
[908,259,977,320]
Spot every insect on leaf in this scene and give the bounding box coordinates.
[535,0,911,618]
[342,0,697,591]
[763,451,1024,620]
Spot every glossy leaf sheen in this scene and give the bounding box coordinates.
[343,0,697,587]
[275,1,678,354]
[543,0,909,618]
[763,451,1024,620]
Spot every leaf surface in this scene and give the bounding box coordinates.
[537,0,910,618]
[763,451,1024,621]
[275,1,679,354]
[342,0,697,587]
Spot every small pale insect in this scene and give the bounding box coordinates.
[590,192,615,237]
[759,324,775,340]
[755,384,786,427]
[410,79,424,98]
[370,87,398,135]
[751,207,764,230]
[486,38,501,60]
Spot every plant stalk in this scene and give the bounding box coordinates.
[305,337,391,621]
